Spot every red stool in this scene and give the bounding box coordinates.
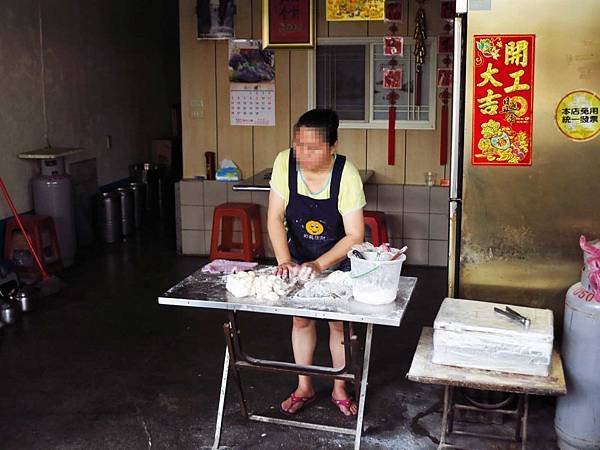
[364,210,389,247]
[210,203,264,262]
[3,215,63,281]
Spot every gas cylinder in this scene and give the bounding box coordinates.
[32,158,76,267]
[555,238,600,450]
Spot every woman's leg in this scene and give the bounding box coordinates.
[329,321,358,416]
[281,316,317,413]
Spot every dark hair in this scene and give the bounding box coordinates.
[294,109,339,147]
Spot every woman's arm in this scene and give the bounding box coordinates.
[267,190,296,276]
[309,208,365,273]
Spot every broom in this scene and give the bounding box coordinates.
[0,177,62,296]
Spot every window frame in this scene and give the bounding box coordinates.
[307,36,438,130]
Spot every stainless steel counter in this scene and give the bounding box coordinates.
[232,168,374,191]
[159,267,416,326]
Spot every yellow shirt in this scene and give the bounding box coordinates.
[269,149,366,216]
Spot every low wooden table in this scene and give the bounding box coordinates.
[159,268,417,449]
[407,327,566,450]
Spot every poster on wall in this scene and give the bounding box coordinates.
[383,69,402,89]
[383,36,403,56]
[384,0,404,22]
[229,40,276,126]
[472,34,535,166]
[326,0,385,21]
[554,90,600,142]
[197,0,236,39]
[262,0,314,49]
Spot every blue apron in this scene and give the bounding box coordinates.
[286,150,350,271]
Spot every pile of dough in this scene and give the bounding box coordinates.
[226,271,288,301]
[254,274,288,301]
[226,271,256,298]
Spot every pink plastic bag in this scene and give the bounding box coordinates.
[580,235,600,301]
[201,259,257,275]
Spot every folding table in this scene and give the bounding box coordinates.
[159,268,417,449]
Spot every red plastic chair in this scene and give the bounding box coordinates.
[210,203,264,262]
[4,215,63,281]
[363,210,389,247]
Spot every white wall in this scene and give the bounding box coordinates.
[0,0,179,219]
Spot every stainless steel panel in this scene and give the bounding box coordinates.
[448,15,465,297]
[460,0,600,314]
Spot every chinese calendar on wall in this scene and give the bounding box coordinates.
[472,35,535,166]
[230,84,275,126]
[229,40,276,126]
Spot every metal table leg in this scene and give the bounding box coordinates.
[446,386,455,435]
[212,346,230,450]
[438,386,451,450]
[436,388,529,450]
[521,394,529,450]
[224,317,249,417]
[215,315,376,447]
[354,323,374,450]
[515,394,524,441]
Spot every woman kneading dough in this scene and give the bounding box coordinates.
[267,108,365,416]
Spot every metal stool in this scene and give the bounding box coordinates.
[364,210,389,246]
[3,215,63,281]
[210,203,264,262]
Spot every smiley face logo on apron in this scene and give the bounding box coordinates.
[305,220,324,236]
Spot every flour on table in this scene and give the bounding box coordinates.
[294,271,353,300]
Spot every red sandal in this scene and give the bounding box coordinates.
[280,392,317,416]
[331,396,358,416]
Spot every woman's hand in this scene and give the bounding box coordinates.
[298,261,322,281]
[275,261,298,279]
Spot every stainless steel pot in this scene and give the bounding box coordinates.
[13,288,35,313]
[0,301,19,325]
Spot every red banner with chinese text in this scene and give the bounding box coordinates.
[472,35,535,166]
[269,0,311,44]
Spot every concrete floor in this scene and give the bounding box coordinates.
[0,225,560,449]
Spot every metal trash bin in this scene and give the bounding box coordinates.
[116,187,134,237]
[129,163,160,219]
[97,191,121,243]
[129,182,146,229]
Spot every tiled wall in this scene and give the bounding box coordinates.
[364,184,449,266]
[178,180,449,267]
